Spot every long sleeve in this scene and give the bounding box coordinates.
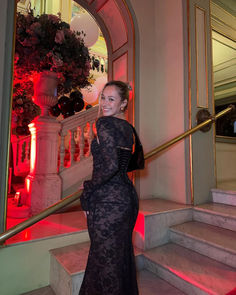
[84,117,119,190]
[80,117,119,210]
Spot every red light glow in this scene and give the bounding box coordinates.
[134,212,145,240]
[29,123,36,173]
[25,178,31,193]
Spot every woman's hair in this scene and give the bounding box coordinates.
[102,80,130,112]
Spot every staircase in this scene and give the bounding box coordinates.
[22,190,236,295]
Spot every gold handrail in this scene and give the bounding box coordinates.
[0,191,81,245]
[145,105,234,160]
[0,105,234,245]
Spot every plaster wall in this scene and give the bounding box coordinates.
[130,0,188,203]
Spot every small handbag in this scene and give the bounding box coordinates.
[127,125,145,172]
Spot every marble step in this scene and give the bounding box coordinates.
[193,203,236,232]
[134,198,192,250]
[169,221,236,268]
[137,270,185,295]
[143,243,236,295]
[20,286,55,295]
[22,270,185,295]
[49,241,144,295]
[211,188,236,206]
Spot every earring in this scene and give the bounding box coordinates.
[120,107,124,111]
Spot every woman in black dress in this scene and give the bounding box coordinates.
[79,80,143,295]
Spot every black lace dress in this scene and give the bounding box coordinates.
[79,116,139,295]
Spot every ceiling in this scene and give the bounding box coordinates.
[212,0,236,17]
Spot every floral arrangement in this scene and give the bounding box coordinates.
[13,11,91,135]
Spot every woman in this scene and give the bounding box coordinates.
[79,80,144,295]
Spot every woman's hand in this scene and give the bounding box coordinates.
[83,211,89,217]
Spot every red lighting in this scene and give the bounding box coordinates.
[29,123,36,173]
[23,228,31,241]
[134,212,145,240]
[25,178,31,193]
[226,288,236,295]
[14,192,21,206]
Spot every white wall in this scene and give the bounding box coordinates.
[130,0,188,203]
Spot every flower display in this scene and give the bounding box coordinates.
[13,11,91,135]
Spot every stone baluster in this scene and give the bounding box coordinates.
[59,131,67,172]
[16,140,19,166]
[79,124,85,161]
[70,128,77,165]
[87,121,94,156]
[27,138,31,160]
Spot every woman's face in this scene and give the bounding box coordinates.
[100,85,127,117]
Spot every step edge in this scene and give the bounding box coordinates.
[141,207,192,217]
[169,227,236,255]
[193,207,236,220]
[143,254,215,295]
[211,188,236,196]
[51,248,144,276]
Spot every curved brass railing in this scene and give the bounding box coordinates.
[0,105,234,245]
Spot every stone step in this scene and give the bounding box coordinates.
[134,198,192,250]
[143,243,236,295]
[211,188,236,206]
[22,270,185,295]
[170,221,236,268]
[193,203,236,232]
[138,269,186,294]
[49,241,144,295]
[20,286,55,295]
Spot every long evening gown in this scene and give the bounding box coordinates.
[79,116,139,295]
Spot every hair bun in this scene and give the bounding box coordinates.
[126,83,132,91]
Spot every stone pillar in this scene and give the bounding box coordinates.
[25,70,62,215]
[25,117,61,215]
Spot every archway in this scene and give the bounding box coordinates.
[75,0,136,124]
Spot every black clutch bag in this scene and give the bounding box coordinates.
[127,125,145,172]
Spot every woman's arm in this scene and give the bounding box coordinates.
[83,117,119,192]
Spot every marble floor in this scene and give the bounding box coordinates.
[21,270,185,295]
[6,211,87,245]
[6,198,190,245]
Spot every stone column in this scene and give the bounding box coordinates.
[25,71,62,215]
[25,117,61,215]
